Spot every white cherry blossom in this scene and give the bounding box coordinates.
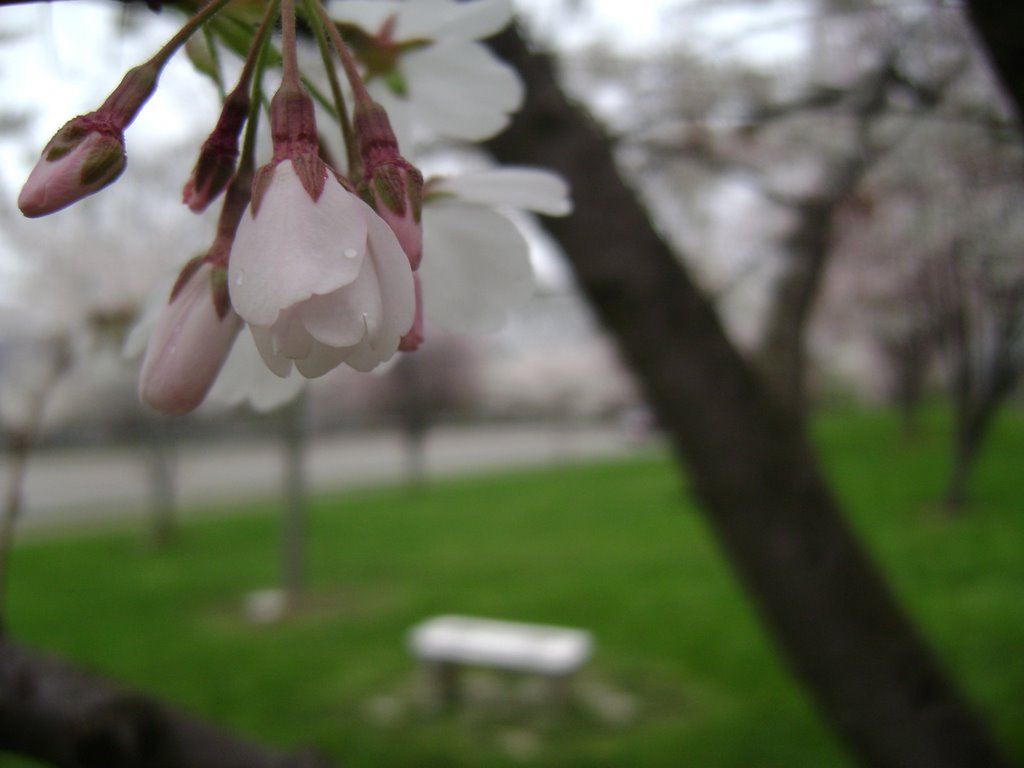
[229,159,416,377]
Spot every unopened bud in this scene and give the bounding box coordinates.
[354,100,423,268]
[140,261,242,414]
[361,161,423,269]
[269,81,319,159]
[265,82,326,204]
[183,90,249,213]
[18,116,125,217]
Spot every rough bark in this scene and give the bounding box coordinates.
[485,27,1011,768]
[0,634,333,768]
[757,191,846,417]
[964,2,1024,122]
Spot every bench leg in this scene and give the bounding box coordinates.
[425,661,460,709]
[547,673,574,709]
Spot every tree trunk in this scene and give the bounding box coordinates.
[755,201,833,419]
[964,2,1024,122]
[143,422,178,549]
[945,425,978,513]
[281,392,309,605]
[485,27,1011,768]
[945,365,1019,513]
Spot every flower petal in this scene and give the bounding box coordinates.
[250,325,294,377]
[431,168,572,216]
[330,0,512,42]
[294,340,348,378]
[363,202,417,354]
[274,310,316,359]
[298,262,381,348]
[342,335,386,373]
[404,42,523,141]
[229,161,368,326]
[208,330,306,411]
[420,202,533,333]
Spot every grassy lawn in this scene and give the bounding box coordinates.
[3,407,1023,767]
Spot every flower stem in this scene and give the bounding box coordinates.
[309,0,373,106]
[211,27,272,258]
[303,0,358,175]
[280,0,301,89]
[234,0,282,101]
[148,0,235,71]
[99,0,234,124]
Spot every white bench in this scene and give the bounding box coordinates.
[409,615,593,707]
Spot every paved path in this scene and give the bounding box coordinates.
[9,423,654,533]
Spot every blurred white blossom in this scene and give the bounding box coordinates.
[331,0,523,143]
[420,167,571,333]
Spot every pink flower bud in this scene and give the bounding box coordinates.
[18,116,125,218]
[182,89,249,213]
[354,100,423,268]
[362,161,423,270]
[18,62,158,218]
[139,261,242,414]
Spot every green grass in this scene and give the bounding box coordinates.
[4,407,1023,767]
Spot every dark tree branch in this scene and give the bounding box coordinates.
[485,26,1012,768]
[0,634,334,768]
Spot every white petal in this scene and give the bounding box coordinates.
[343,335,387,372]
[273,311,316,359]
[229,162,368,326]
[420,202,533,333]
[432,0,513,41]
[294,340,348,378]
[123,273,175,359]
[329,0,511,42]
[363,204,416,355]
[250,325,294,377]
[298,263,380,347]
[405,43,523,141]
[431,168,572,216]
[208,329,305,412]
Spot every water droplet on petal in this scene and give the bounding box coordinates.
[235,272,244,286]
[344,248,358,259]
